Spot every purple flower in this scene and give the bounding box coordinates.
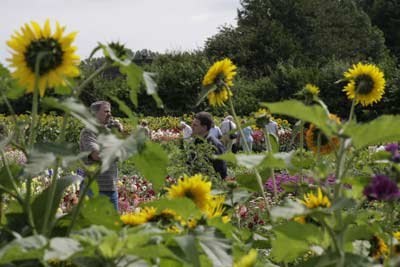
[363,175,400,201]
[385,143,398,154]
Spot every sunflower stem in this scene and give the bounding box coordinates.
[348,98,356,124]
[73,62,109,97]
[299,121,304,183]
[226,85,271,216]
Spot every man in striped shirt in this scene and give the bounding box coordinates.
[79,101,123,210]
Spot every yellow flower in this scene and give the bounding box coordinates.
[167,174,211,210]
[394,231,400,241]
[203,58,237,107]
[205,195,226,219]
[186,218,197,229]
[120,207,157,226]
[167,225,182,233]
[294,216,306,224]
[7,19,80,97]
[370,235,388,260]
[343,63,385,106]
[306,114,340,155]
[234,249,257,267]
[304,83,320,96]
[253,108,268,119]
[301,187,331,209]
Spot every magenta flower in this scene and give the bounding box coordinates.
[363,175,400,201]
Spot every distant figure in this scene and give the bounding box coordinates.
[139,119,151,139]
[191,112,228,179]
[208,122,222,139]
[265,116,279,139]
[240,119,254,152]
[179,121,193,140]
[220,115,237,152]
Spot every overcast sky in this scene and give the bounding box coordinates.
[0,0,240,64]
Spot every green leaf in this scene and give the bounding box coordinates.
[271,221,323,263]
[236,173,259,192]
[131,141,168,191]
[108,96,138,127]
[98,133,140,173]
[31,175,82,233]
[141,198,201,220]
[207,217,234,238]
[79,196,122,231]
[270,200,306,221]
[261,100,334,136]
[127,244,182,262]
[120,63,144,107]
[0,164,22,194]
[344,115,400,149]
[143,72,163,108]
[295,252,373,267]
[175,235,200,267]
[0,235,48,264]
[197,228,232,267]
[344,225,374,246]
[72,225,116,246]
[44,237,82,261]
[54,84,72,95]
[98,233,126,258]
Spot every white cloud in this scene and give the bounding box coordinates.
[0,0,239,64]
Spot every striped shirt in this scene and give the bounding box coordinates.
[79,128,118,192]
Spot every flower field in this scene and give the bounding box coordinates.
[1,17,400,267]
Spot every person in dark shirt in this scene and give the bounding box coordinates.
[191,111,228,179]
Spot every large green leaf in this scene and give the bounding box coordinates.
[261,100,334,136]
[131,142,169,191]
[270,200,306,221]
[127,244,182,262]
[79,196,122,231]
[72,225,116,246]
[295,252,373,267]
[31,175,82,233]
[0,235,48,264]
[44,237,82,261]
[271,221,324,263]
[120,63,144,107]
[0,164,22,194]
[143,72,163,108]
[42,97,99,133]
[175,235,200,267]
[197,228,232,267]
[98,133,140,173]
[98,233,126,258]
[236,173,259,192]
[344,115,400,149]
[109,96,138,126]
[141,198,201,220]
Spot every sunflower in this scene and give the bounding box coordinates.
[202,58,237,107]
[342,63,385,107]
[306,114,340,155]
[234,249,257,267]
[370,235,388,260]
[294,216,306,224]
[300,187,331,209]
[167,174,211,210]
[120,206,157,226]
[205,195,226,219]
[304,83,320,96]
[7,19,80,97]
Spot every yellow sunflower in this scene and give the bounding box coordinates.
[304,83,320,96]
[202,58,237,107]
[306,114,340,155]
[342,63,385,106]
[167,174,211,210]
[205,195,226,219]
[300,187,331,209]
[370,235,388,260]
[253,108,268,119]
[120,206,157,226]
[234,249,257,267]
[394,231,400,241]
[7,19,80,97]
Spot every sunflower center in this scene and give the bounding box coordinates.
[24,38,63,75]
[355,74,374,95]
[312,129,329,146]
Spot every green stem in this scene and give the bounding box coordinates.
[348,98,356,124]
[299,121,304,183]
[226,86,271,216]
[388,203,394,261]
[73,62,109,97]
[263,128,277,200]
